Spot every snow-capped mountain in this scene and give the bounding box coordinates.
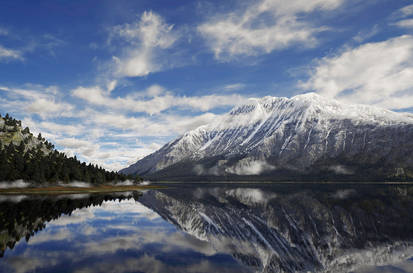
[122,93,413,181]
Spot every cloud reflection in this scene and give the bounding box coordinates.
[0,196,247,273]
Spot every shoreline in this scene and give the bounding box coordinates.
[149,181,413,185]
[2,181,413,195]
[0,185,164,195]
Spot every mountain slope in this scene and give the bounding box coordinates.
[122,93,413,181]
[0,113,137,184]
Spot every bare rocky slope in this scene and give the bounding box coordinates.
[122,93,413,181]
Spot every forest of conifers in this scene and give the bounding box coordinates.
[0,113,139,184]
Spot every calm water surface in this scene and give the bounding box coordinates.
[1,184,413,273]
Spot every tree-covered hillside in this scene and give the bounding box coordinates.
[0,113,139,184]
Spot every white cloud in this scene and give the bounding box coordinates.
[110,11,178,77]
[26,98,74,118]
[302,35,413,109]
[225,158,275,175]
[72,84,248,114]
[84,111,218,137]
[54,138,95,149]
[65,110,219,170]
[328,165,353,175]
[198,0,345,60]
[36,112,217,170]
[0,44,23,61]
[163,113,218,134]
[0,85,74,118]
[1,83,249,171]
[395,18,413,29]
[1,83,244,170]
[21,117,85,141]
[38,121,83,136]
[17,104,222,171]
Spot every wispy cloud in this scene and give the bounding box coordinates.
[109,11,179,77]
[71,84,248,114]
[0,26,65,62]
[391,4,413,19]
[302,35,413,109]
[198,0,346,60]
[0,44,23,61]
[0,26,23,61]
[394,19,413,29]
[390,4,413,30]
[352,24,379,43]
[222,83,246,91]
[37,34,66,57]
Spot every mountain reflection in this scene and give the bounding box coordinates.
[139,184,413,273]
[0,185,413,273]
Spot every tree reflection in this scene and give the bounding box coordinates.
[0,192,141,257]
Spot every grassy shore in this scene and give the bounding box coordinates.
[0,184,163,195]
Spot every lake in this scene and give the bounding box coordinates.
[1,183,413,273]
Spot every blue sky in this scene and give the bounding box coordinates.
[1,0,413,170]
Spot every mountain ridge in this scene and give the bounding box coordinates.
[122,93,413,181]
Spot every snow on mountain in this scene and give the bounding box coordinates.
[121,93,413,180]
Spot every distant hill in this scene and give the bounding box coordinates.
[0,113,139,184]
[121,93,413,182]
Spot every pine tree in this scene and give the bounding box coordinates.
[22,127,30,134]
